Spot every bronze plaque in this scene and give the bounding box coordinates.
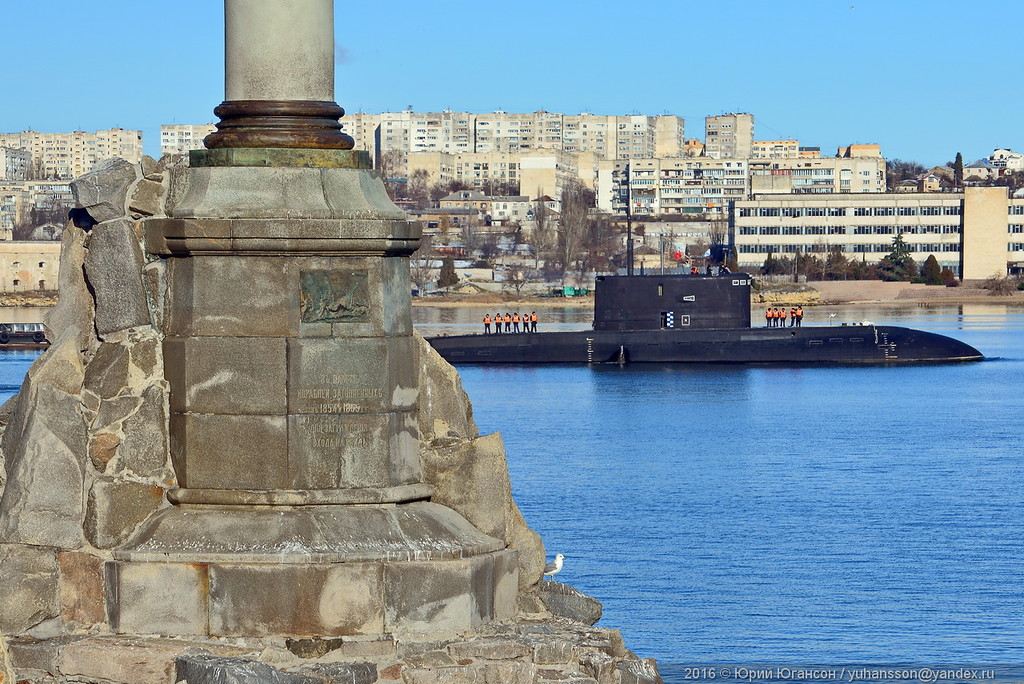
[299,270,369,323]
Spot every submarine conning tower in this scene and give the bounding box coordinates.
[593,273,753,331]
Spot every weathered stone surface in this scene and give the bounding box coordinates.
[175,654,378,684]
[618,659,663,684]
[58,551,107,627]
[60,637,202,683]
[84,218,151,335]
[85,478,165,548]
[384,555,500,635]
[117,384,171,480]
[0,543,58,633]
[92,395,141,432]
[143,260,168,331]
[424,432,546,591]
[129,178,165,217]
[0,379,88,548]
[170,413,288,489]
[538,582,603,626]
[84,341,131,400]
[89,431,120,471]
[43,221,95,352]
[416,331,478,445]
[209,562,384,637]
[6,635,85,676]
[70,157,139,223]
[106,562,209,635]
[447,638,531,660]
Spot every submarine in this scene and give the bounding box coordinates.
[426,272,984,365]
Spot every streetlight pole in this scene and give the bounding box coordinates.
[625,162,634,276]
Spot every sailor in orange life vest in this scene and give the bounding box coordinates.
[512,312,520,333]
[765,308,772,327]
[779,307,787,327]
[796,305,804,327]
[504,313,512,333]
[530,311,538,333]
[483,313,491,334]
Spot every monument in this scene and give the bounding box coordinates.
[0,1,661,681]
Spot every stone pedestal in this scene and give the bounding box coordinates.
[108,150,517,637]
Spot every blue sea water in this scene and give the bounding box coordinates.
[2,304,1021,674]
[453,304,1024,667]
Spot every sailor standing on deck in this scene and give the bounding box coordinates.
[531,311,538,333]
[790,307,797,327]
[779,307,787,327]
[504,313,512,333]
[512,312,520,333]
[484,313,491,334]
[796,306,803,327]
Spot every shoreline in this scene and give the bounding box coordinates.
[412,293,1024,308]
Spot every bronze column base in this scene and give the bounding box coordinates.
[204,99,354,149]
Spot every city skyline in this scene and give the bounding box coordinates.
[4,0,1020,166]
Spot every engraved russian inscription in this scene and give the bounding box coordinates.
[299,270,370,323]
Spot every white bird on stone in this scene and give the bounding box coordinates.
[543,553,565,581]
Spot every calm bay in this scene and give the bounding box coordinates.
[1,302,1021,670]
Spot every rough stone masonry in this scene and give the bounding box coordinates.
[0,0,662,681]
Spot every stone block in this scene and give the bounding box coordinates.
[383,555,496,635]
[533,639,576,665]
[93,395,141,432]
[89,432,120,471]
[129,178,165,217]
[117,384,171,479]
[0,543,58,633]
[60,636,202,684]
[129,331,161,379]
[424,432,545,590]
[492,549,520,621]
[381,256,414,336]
[59,551,107,626]
[71,157,138,223]
[484,662,537,684]
[163,336,287,414]
[165,255,297,337]
[83,342,130,400]
[106,561,209,635]
[208,562,384,637]
[287,413,387,489]
[538,582,603,626]
[84,218,151,335]
[169,413,287,489]
[415,330,478,445]
[448,638,531,660]
[85,478,165,549]
[43,222,96,351]
[6,635,85,676]
[297,662,378,684]
[617,659,663,684]
[0,383,88,549]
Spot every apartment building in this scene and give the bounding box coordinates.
[749,157,886,194]
[0,180,74,240]
[338,112,381,155]
[732,188,1024,279]
[159,124,217,156]
[751,140,800,158]
[0,129,143,179]
[405,149,580,199]
[0,147,31,181]
[598,158,749,216]
[704,113,754,159]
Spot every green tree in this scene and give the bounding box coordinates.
[877,233,917,281]
[922,254,943,285]
[953,152,964,188]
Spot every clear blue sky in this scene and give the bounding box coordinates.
[4,0,1019,167]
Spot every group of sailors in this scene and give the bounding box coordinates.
[765,306,804,327]
[484,312,538,334]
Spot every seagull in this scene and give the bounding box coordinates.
[543,553,565,581]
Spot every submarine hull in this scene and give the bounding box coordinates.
[427,325,984,365]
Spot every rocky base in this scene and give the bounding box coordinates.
[2,611,661,684]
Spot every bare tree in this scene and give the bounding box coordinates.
[557,177,594,283]
[405,168,430,208]
[410,235,436,295]
[527,192,556,269]
[502,263,532,296]
[376,150,406,199]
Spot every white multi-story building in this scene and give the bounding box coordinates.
[0,180,74,240]
[751,140,800,158]
[732,188,1024,279]
[0,129,142,179]
[704,113,754,159]
[749,157,886,194]
[0,147,31,181]
[160,124,217,156]
[989,149,1024,172]
[599,158,749,217]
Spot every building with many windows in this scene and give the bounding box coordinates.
[0,180,74,240]
[160,124,217,156]
[0,129,142,179]
[704,113,754,159]
[732,188,1024,279]
[0,147,31,181]
[598,157,749,217]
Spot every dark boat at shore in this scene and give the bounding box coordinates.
[426,273,984,365]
